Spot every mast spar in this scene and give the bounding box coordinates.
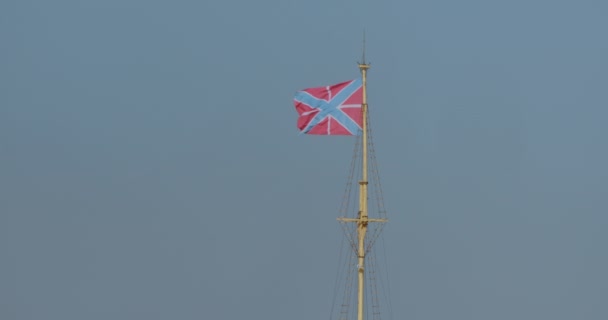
[337,37,388,320]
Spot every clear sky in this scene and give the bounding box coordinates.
[2,0,607,319]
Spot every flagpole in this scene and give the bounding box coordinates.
[336,36,386,320]
[356,56,370,320]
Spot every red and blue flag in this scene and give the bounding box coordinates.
[294,78,363,135]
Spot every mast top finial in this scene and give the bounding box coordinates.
[362,29,366,64]
[359,30,370,70]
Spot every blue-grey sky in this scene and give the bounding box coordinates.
[2,0,607,319]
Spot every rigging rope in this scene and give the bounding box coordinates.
[331,101,393,320]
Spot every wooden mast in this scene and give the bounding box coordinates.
[337,35,387,320]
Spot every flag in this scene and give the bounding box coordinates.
[294,78,363,135]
